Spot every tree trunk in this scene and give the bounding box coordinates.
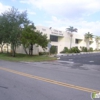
[29,43,33,56]
[86,40,89,50]
[29,48,30,55]
[23,45,28,55]
[1,44,4,53]
[31,44,33,56]
[7,43,9,53]
[70,35,72,49]
[11,44,16,57]
[96,43,99,50]
[0,46,2,53]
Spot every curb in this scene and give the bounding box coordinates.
[56,52,100,57]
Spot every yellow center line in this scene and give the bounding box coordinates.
[0,67,99,93]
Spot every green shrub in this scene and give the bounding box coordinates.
[60,51,66,53]
[60,47,69,53]
[68,47,80,53]
[80,46,88,52]
[89,47,93,52]
[39,52,49,55]
[94,49,100,51]
[39,52,45,55]
[50,46,57,54]
[64,47,68,52]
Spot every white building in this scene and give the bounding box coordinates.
[36,26,98,53]
[15,25,100,54]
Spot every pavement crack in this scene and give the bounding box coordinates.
[0,86,8,89]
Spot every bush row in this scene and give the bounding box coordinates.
[60,46,93,53]
[60,47,80,53]
[39,46,94,55]
[80,46,93,52]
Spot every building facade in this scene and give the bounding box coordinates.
[1,26,100,54]
[36,26,99,54]
[1,25,98,54]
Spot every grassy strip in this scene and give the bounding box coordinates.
[0,53,57,62]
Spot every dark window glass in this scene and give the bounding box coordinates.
[75,39,79,44]
[50,35,58,42]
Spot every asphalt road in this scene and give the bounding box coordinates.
[59,53,100,65]
[0,57,100,100]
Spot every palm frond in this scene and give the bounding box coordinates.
[66,26,78,33]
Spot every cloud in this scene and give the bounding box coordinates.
[28,10,36,15]
[20,0,100,19]
[11,0,16,1]
[0,2,10,14]
[45,16,100,35]
[20,0,100,36]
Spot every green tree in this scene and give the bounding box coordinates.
[66,26,77,49]
[1,7,29,56]
[95,36,100,50]
[0,16,4,52]
[21,23,36,55]
[0,15,8,53]
[21,24,49,56]
[84,32,93,50]
[0,16,10,53]
[36,31,49,51]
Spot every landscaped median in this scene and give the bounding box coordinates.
[0,53,57,62]
[56,51,100,57]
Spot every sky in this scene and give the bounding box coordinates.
[0,0,100,35]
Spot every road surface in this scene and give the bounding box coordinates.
[0,53,100,100]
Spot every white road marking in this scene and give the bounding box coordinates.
[57,57,60,60]
[20,61,31,64]
[89,61,94,62]
[57,60,74,64]
[69,59,73,61]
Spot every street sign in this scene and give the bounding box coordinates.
[48,43,51,49]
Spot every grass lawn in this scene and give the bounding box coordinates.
[0,53,57,62]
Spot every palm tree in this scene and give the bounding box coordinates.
[95,36,100,50]
[84,32,93,50]
[66,26,77,49]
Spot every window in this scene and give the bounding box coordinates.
[50,35,58,42]
[75,39,79,44]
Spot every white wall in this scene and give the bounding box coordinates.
[36,26,98,53]
[0,44,11,52]
[16,44,39,55]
